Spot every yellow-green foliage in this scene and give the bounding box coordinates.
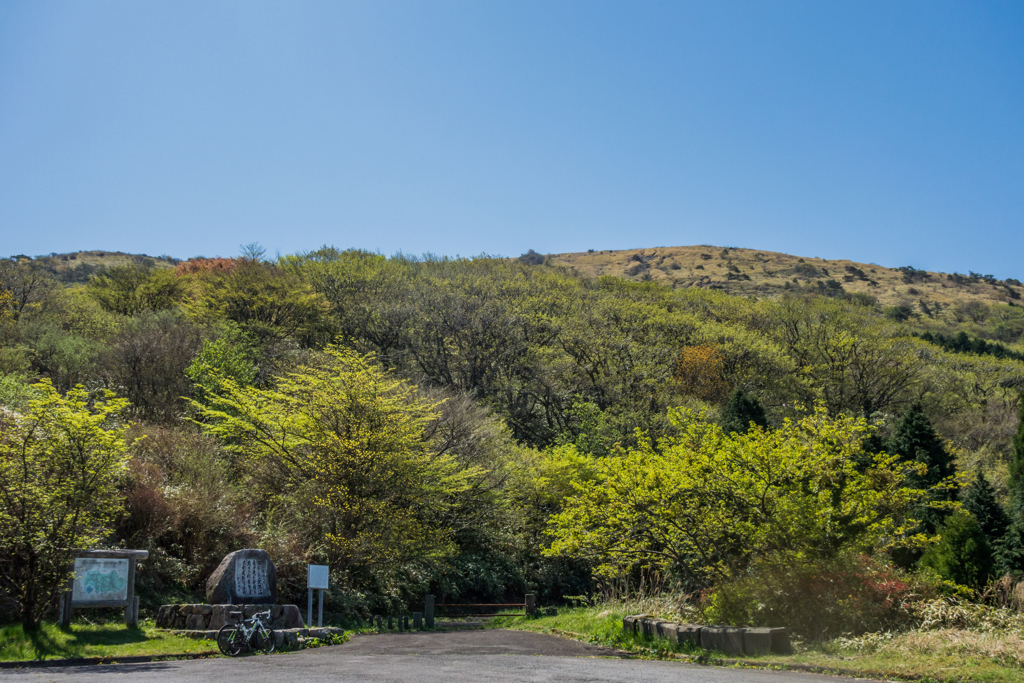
[191,346,484,571]
[0,381,133,629]
[546,407,938,583]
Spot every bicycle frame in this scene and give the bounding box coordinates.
[236,611,271,649]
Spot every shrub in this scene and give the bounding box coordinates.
[705,553,935,639]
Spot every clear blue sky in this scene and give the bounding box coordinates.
[1,1,1022,277]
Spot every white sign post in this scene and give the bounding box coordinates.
[307,564,329,627]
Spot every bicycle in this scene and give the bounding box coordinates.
[217,610,275,656]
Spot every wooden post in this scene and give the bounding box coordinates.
[424,594,434,629]
[402,615,409,630]
[60,562,75,627]
[124,557,137,627]
[525,593,536,616]
[356,613,363,629]
[387,615,393,630]
[413,612,422,630]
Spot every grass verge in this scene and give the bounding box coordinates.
[491,607,1024,683]
[0,622,217,663]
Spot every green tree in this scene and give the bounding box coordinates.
[919,512,994,589]
[1000,397,1024,571]
[961,471,1009,544]
[87,265,184,316]
[0,381,132,630]
[186,260,330,346]
[718,389,768,434]
[888,403,955,488]
[189,346,482,576]
[887,402,957,542]
[546,406,929,587]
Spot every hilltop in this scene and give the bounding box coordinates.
[543,244,1022,313]
[11,250,178,284]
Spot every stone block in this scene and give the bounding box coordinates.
[701,626,745,656]
[279,605,303,629]
[622,614,649,634]
[655,621,680,639]
[639,618,666,639]
[307,628,326,640]
[743,627,791,655]
[271,604,284,619]
[284,631,299,648]
[173,614,186,629]
[205,548,277,605]
[196,604,213,616]
[273,630,285,649]
[205,630,218,640]
[180,605,194,616]
[185,614,206,631]
[674,624,703,648]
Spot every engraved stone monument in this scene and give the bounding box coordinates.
[205,548,277,605]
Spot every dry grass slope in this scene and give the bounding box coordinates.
[546,245,1023,310]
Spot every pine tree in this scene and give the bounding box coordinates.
[999,397,1024,572]
[887,402,956,540]
[887,402,955,488]
[1010,397,1024,517]
[919,512,994,589]
[962,471,1010,542]
[718,389,768,435]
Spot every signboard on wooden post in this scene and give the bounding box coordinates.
[307,564,328,627]
[58,550,148,627]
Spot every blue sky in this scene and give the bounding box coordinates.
[1,1,1022,277]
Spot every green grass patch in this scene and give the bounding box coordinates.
[0,622,216,662]
[492,607,1024,683]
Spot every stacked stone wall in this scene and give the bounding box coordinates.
[155,603,303,630]
[621,614,791,656]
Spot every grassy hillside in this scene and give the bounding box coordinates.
[547,245,1021,308]
[17,250,178,284]
[544,245,1024,348]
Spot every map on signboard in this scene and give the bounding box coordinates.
[72,558,129,602]
[234,558,269,598]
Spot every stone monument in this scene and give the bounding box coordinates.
[205,548,278,605]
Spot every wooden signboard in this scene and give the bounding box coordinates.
[58,550,149,627]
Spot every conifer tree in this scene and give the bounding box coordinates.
[999,397,1024,572]
[887,402,955,488]
[887,402,955,539]
[718,389,768,435]
[919,512,994,589]
[962,471,1009,543]
[1011,397,1024,517]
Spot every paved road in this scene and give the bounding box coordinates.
[0,629,863,683]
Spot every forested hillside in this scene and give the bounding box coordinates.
[2,244,1023,633]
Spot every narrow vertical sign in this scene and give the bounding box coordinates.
[308,564,328,628]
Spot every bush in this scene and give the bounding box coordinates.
[705,553,937,639]
[919,513,994,589]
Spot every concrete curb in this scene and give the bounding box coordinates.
[547,628,943,683]
[0,652,218,670]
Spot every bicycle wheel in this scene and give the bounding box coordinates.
[217,624,244,657]
[254,627,275,654]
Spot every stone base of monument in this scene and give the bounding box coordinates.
[155,603,304,630]
[168,626,345,649]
